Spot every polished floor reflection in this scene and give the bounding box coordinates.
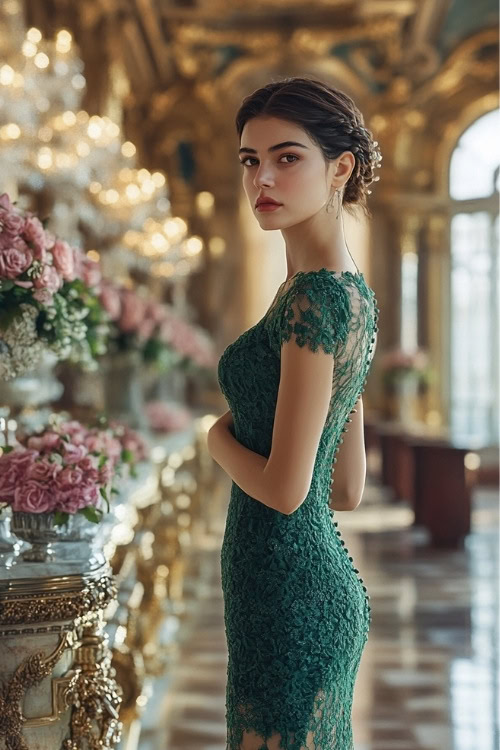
[137,470,499,750]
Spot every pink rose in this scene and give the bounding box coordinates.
[55,482,99,513]
[32,287,54,305]
[26,436,44,451]
[56,465,84,489]
[0,240,33,279]
[41,432,62,451]
[99,434,121,464]
[27,432,61,452]
[119,291,146,333]
[99,285,121,320]
[122,436,141,455]
[85,431,120,466]
[53,489,85,514]
[61,442,88,463]
[0,193,14,211]
[80,483,100,506]
[33,263,62,294]
[54,493,81,514]
[26,459,62,483]
[22,215,47,261]
[84,434,103,453]
[59,421,87,443]
[52,239,75,281]
[0,465,19,500]
[0,448,38,498]
[99,462,113,484]
[77,455,100,483]
[13,480,55,513]
[0,202,24,237]
[81,257,101,289]
[0,448,38,473]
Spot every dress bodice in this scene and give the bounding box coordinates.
[217,268,379,518]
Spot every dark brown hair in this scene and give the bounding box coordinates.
[235,76,382,219]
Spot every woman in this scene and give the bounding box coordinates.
[207,76,381,750]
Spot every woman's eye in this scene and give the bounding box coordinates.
[240,154,299,167]
[279,154,298,164]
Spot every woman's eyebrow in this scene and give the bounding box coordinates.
[238,141,309,155]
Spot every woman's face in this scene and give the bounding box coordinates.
[239,115,336,230]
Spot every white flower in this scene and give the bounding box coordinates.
[0,304,45,380]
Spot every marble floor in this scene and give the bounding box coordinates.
[136,468,499,750]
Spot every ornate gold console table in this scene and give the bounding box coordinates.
[0,564,121,750]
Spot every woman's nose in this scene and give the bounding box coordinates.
[254,164,275,189]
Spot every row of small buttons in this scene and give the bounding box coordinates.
[331,519,371,626]
[328,296,379,493]
[328,296,379,626]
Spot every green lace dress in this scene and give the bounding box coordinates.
[217,268,379,750]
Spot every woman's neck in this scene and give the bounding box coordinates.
[281,213,356,279]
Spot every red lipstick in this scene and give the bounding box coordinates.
[255,195,283,212]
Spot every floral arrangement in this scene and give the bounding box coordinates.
[379,347,433,391]
[103,417,150,478]
[99,280,216,372]
[145,400,192,433]
[0,193,109,380]
[0,416,148,525]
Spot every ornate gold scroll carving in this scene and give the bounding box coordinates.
[0,633,70,750]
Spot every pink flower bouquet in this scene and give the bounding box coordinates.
[0,193,109,380]
[0,418,125,525]
[99,279,216,373]
[102,418,150,478]
[145,401,192,433]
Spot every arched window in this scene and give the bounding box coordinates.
[449,109,499,443]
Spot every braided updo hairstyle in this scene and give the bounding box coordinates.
[235,76,382,219]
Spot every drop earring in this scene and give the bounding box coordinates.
[326,191,335,213]
[335,188,342,220]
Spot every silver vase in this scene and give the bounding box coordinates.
[10,511,61,562]
[0,350,64,410]
[10,510,103,564]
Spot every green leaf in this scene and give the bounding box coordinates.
[79,505,103,523]
[121,448,133,463]
[53,510,70,527]
[99,485,110,512]
[1,445,14,454]
[98,454,108,469]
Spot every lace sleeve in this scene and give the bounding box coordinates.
[275,272,352,356]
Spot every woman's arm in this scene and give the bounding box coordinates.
[329,395,366,511]
[207,410,279,510]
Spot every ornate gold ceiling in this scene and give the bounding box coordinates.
[22,0,498,212]
[23,0,463,105]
